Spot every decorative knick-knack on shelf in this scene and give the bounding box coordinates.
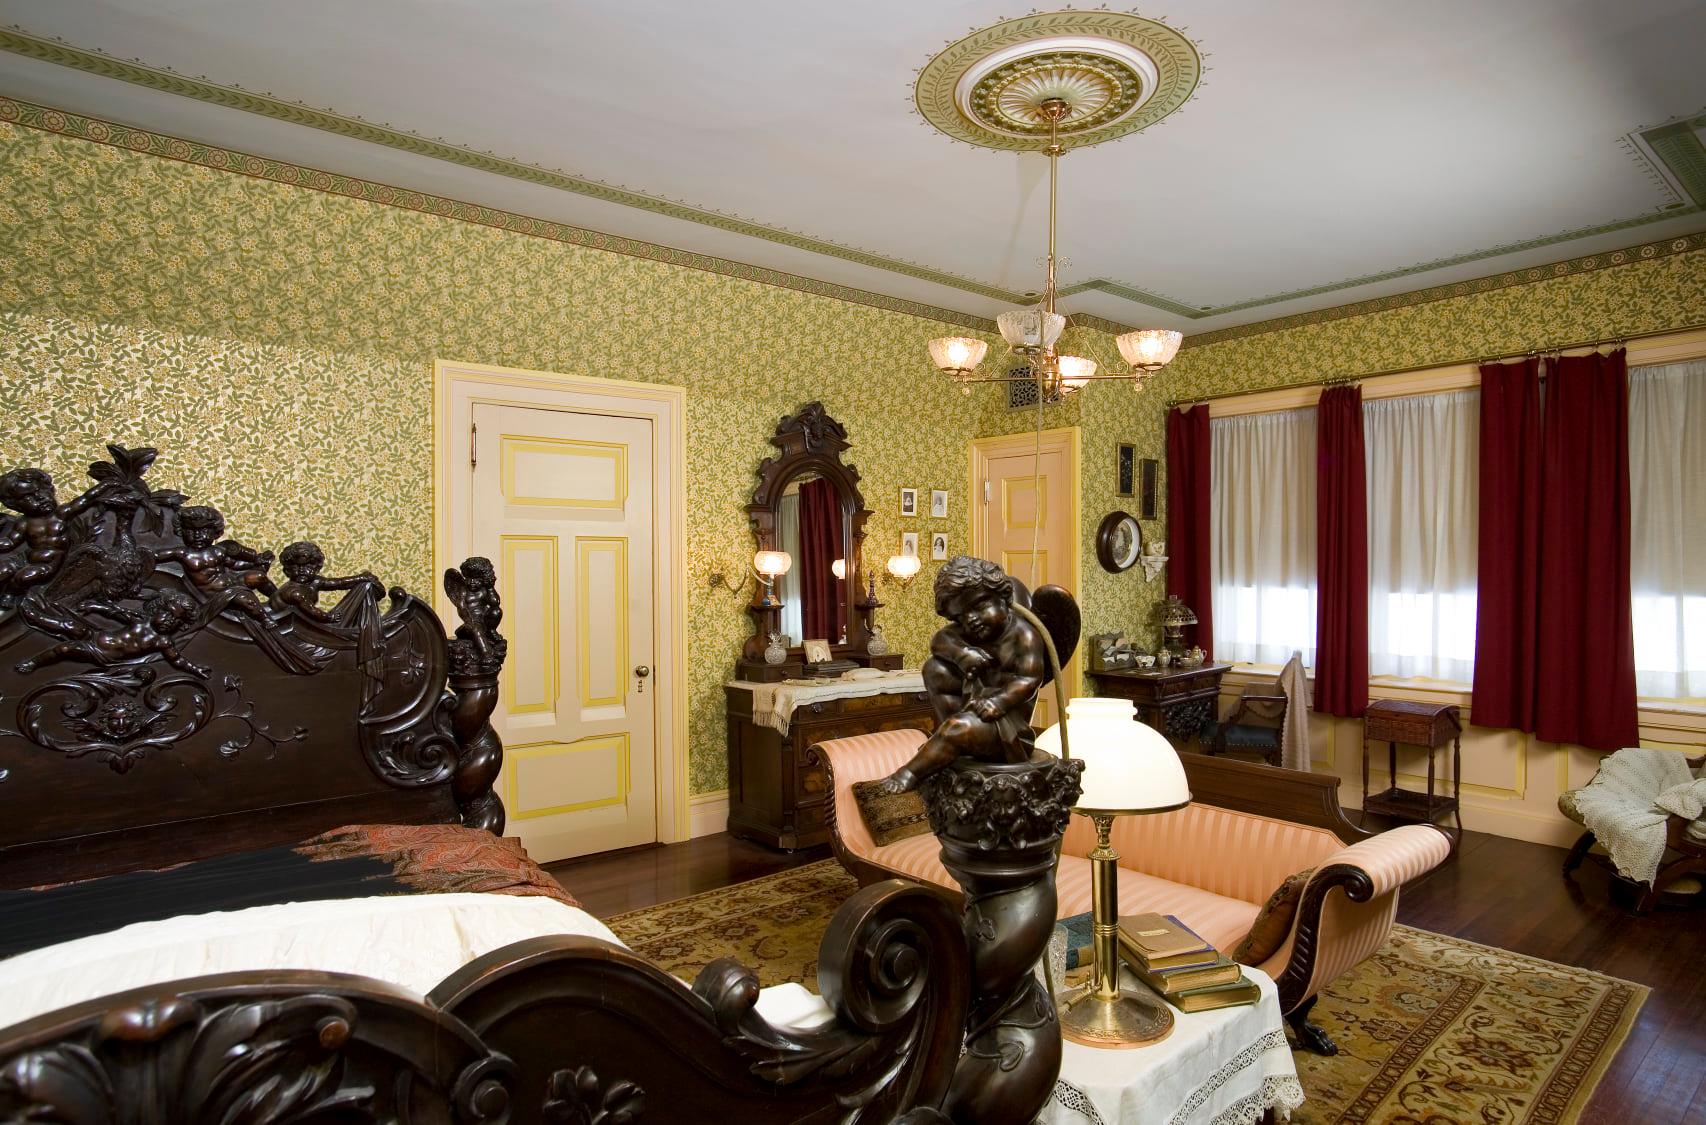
[764,632,787,665]
[866,624,890,657]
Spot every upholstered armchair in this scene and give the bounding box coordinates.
[810,728,1451,1053]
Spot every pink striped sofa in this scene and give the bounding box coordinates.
[809,727,1451,1053]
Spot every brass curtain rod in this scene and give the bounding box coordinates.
[1165,321,1706,409]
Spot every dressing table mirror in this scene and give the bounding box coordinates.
[737,402,900,681]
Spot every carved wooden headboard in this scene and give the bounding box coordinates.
[0,444,506,889]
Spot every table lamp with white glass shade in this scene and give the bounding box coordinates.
[1037,697,1192,1048]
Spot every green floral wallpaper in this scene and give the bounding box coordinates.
[2,96,1701,799]
[0,108,1002,796]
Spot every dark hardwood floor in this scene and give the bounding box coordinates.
[548,828,1703,1124]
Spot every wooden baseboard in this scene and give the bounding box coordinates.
[689,791,729,839]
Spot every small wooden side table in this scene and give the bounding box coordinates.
[1360,699,1463,846]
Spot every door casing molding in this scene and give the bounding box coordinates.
[434,358,689,843]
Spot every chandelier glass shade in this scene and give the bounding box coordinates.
[925,95,1182,397]
[1116,328,1184,372]
[926,336,989,378]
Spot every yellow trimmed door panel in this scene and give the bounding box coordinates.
[473,403,657,861]
[974,435,1078,730]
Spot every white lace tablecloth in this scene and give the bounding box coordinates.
[1044,966,1303,1125]
[729,670,925,735]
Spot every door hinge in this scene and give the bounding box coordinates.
[982,479,991,504]
[470,421,478,470]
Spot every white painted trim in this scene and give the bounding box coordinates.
[689,790,731,839]
[433,359,691,844]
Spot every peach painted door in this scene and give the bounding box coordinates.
[971,428,1080,729]
[471,402,657,861]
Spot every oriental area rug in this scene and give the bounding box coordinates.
[605,860,1646,1125]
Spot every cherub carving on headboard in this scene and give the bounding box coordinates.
[444,557,506,678]
[14,590,210,680]
[0,468,115,608]
[274,542,383,622]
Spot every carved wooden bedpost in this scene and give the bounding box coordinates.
[444,558,507,834]
[882,556,1085,1125]
[921,752,1083,1124]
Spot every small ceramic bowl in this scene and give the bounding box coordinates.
[1135,654,1157,669]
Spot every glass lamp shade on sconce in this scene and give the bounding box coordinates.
[831,558,847,580]
[1116,329,1184,372]
[886,554,922,584]
[753,550,792,580]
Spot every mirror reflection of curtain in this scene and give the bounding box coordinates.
[776,492,802,642]
[798,476,845,642]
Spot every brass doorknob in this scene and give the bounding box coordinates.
[634,665,651,678]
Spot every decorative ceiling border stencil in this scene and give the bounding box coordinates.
[0,96,996,333]
[2,93,1701,356]
[3,25,1702,324]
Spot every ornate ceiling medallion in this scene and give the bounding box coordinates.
[916,10,1200,151]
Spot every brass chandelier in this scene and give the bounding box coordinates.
[926,98,1182,397]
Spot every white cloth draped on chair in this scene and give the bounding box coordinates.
[1278,652,1312,771]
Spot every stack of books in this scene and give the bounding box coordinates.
[1117,912,1260,1013]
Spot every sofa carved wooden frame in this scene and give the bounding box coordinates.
[813,745,1380,1032]
[0,443,973,1124]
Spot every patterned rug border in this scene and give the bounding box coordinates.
[604,860,850,931]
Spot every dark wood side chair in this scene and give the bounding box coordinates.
[1199,680,1286,767]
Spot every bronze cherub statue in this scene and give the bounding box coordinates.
[882,555,1072,793]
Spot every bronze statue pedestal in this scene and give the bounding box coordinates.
[919,751,1085,1125]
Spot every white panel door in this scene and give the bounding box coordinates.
[472,402,656,861]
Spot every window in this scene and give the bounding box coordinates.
[1210,408,1317,666]
[1630,359,1706,699]
[1363,390,1480,681]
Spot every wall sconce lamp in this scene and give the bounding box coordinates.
[886,553,922,587]
[707,549,794,601]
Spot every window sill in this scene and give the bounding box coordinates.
[1218,663,1706,727]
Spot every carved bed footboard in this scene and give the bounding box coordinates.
[0,880,970,1124]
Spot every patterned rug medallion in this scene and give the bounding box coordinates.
[605,859,1645,1124]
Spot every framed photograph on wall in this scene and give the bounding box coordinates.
[1116,443,1136,497]
[1139,457,1159,520]
[930,532,949,560]
[930,489,949,518]
[900,487,918,517]
[900,530,919,558]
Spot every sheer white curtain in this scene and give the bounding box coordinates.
[1630,359,1706,699]
[1211,408,1317,665]
[1363,390,1480,681]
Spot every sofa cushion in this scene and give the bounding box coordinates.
[849,780,931,846]
[1232,867,1314,966]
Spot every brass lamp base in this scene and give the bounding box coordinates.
[1058,980,1175,1048]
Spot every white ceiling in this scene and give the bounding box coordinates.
[3,0,1704,332]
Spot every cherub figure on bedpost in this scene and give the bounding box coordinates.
[445,557,508,835]
[883,556,1084,1125]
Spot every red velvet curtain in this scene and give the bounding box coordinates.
[797,477,845,642]
[1314,386,1368,717]
[1166,405,1213,655]
[1470,358,1542,729]
[1534,350,1638,750]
